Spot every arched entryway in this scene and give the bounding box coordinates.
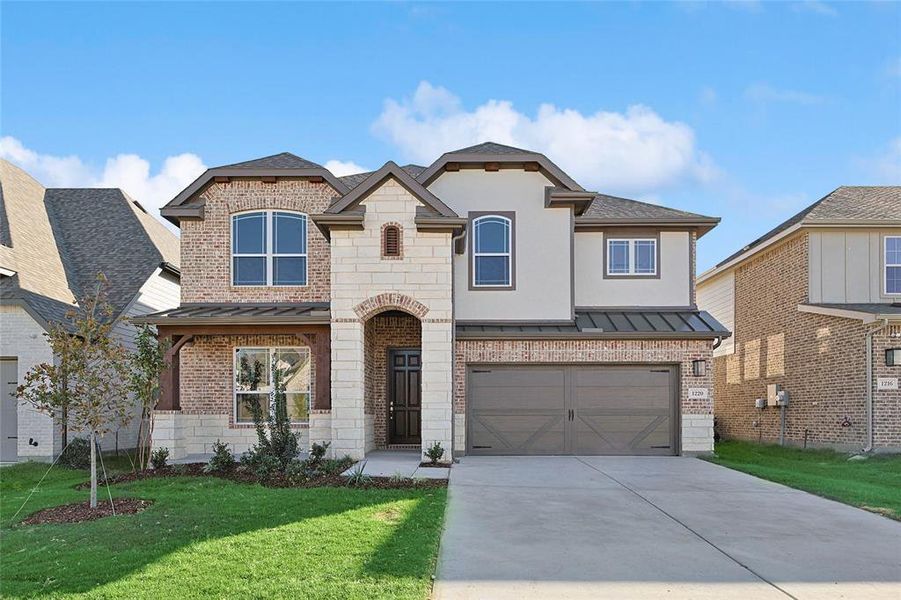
[363,310,422,449]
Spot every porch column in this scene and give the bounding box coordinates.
[158,333,193,411]
[420,320,453,463]
[330,320,366,460]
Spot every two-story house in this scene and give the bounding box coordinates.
[137,142,728,462]
[698,187,901,453]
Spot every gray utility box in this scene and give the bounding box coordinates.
[766,384,782,407]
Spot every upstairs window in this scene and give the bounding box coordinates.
[886,236,901,295]
[232,211,307,286]
[472,214,513,288]
[606,238,657,276]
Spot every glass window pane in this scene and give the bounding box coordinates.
[475,255,510,286]
[887,266,901,294]
[233,256,266,285]
[286,393,310,422]
[236,393,268,423]
[474,217,509,253]
[232,213,266,254]
[273,256,307,286]
[274,212,306,255]
[608,241,630,274]
[274,349,311,395]
[235,348,270,391]
[635,240,656,274]
[887,238,901,265]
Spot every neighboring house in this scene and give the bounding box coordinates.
[136,142,728,463]
[0,160,181,462]
[698,186,901,453]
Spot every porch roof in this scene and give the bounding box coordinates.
[131,302,331,326]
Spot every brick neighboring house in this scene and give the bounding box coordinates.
[698,187,901,452]
[136,143,729,463]
[0,160,181,462]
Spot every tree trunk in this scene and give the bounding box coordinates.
[90,430,97,509]
[145,412,155,470]
[135,412,145,472]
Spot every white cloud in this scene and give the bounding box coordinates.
[324,159,369,176]
[744,83,826,106]
[372,81,717,194]
[0,136,205,231]
[793,1,838,17]
[859,137,901,183]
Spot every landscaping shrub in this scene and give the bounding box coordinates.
[60,437,91,470]
[309,441,330,465]
[425,441,445,465]
[204,440,235,474]
[150,447,169,470]
[345,462,371,487]
[241,365,299,470]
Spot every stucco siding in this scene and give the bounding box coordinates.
[428,170,572,321]
[575,230,691,307]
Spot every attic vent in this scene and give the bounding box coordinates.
[382,224,401,258]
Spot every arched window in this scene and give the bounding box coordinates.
[382,224,401,258]
[472,214,513,288]
[232,210,307,286]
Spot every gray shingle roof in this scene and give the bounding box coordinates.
[715,186,901,268]
[582,193,717,222]
[0,159,180,330]
[447,142,534,155]
[218,152,324,170]
[456,309,730,339]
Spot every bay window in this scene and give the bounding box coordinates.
[234,347,311,424]
[232,210,307,286]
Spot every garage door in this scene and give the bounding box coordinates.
[467,365,677,456]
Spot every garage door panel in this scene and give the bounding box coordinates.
[574,413,672,456]
[470,413,565,455]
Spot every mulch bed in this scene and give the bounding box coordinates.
[418,462,451,468]
[20,498,152,526]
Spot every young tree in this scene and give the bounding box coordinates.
[17,274,132,508]
[129,324,169,470]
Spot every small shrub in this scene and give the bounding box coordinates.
[389,471,409,485]
[309,441,330,465]
[60,437,91,470]
[345,462,371,487]
[425,441,445,465]
[321,456,354,475]
[242,365,299,470]
[204,440,235,474]
[150,447,169,470]
[284,459,314,484]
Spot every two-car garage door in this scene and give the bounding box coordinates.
[467,365,677,456]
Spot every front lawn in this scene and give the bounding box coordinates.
[705,440,901,520]
[1,462,447,599]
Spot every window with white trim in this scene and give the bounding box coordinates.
[232,211,307,286]
[473,215,512,287]
[607,238,657,276]
[234,347,311,424]
[886,236,901,295]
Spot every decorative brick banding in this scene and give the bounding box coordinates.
[353,292,430,321]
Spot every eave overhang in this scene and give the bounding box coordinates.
[309,210,366,240]
[575,217,720,238]
[545,187,597,215]
[417,151,585,191]
[797,303,901,324]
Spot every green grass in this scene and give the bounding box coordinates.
[704,440,901,520]
[1,462,447,599]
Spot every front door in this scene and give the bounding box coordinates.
[389,349,421,445]
[1,359,18,462]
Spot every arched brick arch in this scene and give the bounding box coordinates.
[353,292,429,321]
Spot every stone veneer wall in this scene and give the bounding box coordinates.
[179,179,336,303]
[712,232,901,451]
[330,178,453,461]
[363,313,422,448]
[454,338,715,454]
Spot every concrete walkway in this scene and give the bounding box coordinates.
[434,456,901,600]
[341,450,449,479]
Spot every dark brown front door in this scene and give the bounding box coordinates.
[389,349,422,444]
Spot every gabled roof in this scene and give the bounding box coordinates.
[416,140,585,191]
[339,164,425,190]
[576,194,720,236]
[704,186,901,278]
[326,161,457,217]
[161,152,350,225]
[0,159,180,330]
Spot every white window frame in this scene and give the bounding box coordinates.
[233,346,311,425]
[472,214,512,288]
[231,210,308,287]
[885,235,901,296]
[606,237,658,276]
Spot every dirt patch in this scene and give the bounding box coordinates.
[20,498,152,526]
[373,506,404,522]
[419,462,450,468]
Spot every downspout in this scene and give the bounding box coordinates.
[864,319,889,453]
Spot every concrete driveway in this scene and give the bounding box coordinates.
[433,456,901,600]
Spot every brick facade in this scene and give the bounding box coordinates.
[363,313,422,448]
[180,179,336,303]
[712,232,901,451]
[454,338,716,453]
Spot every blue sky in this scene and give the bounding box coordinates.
[2,1,899,271]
